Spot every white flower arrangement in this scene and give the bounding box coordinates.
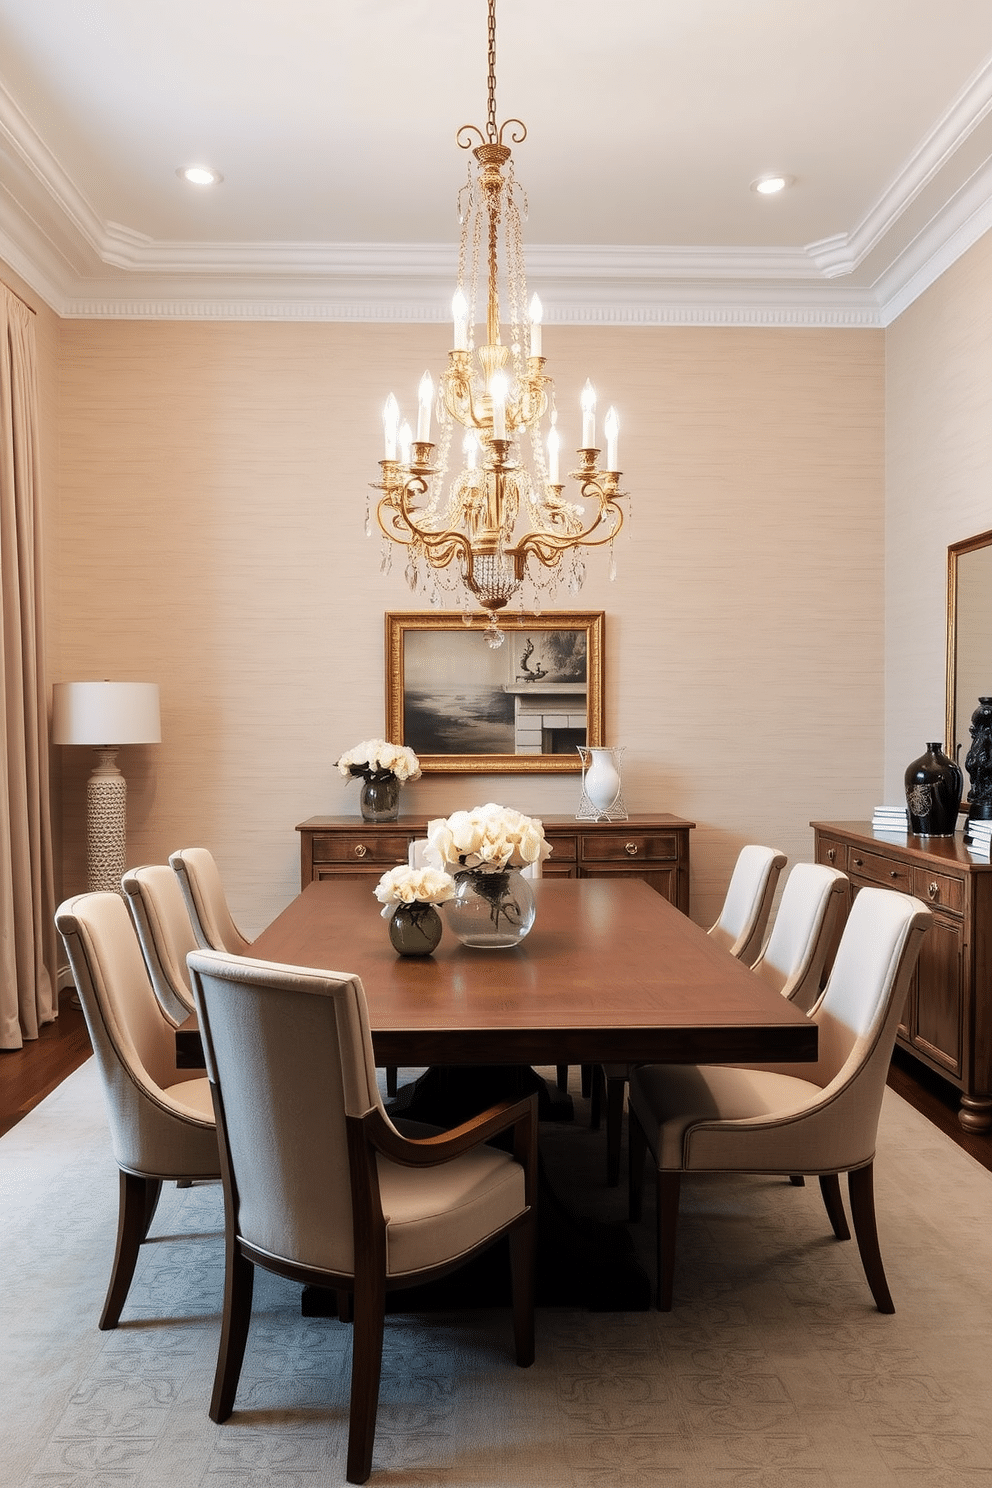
[336,738,422,784]
[424,802,552,874]
[374,865,457,918]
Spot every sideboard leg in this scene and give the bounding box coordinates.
[958,1093,992,1133]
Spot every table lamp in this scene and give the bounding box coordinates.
[52,681,161,892]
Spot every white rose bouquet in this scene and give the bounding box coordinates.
[373,865,456,919]
[336,738,422,784]
[425,802,552,873]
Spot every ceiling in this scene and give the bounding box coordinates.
[2,0,992,325]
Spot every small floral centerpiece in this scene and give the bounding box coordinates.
[374,865,456,956]
[336,738,421,822]
[425,803,551,948]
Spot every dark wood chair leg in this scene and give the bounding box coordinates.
[210,1244,256,1422]
[847,1162,894,1313]
[789,1175,805,1186]
[348,1267,387,1485]
[508,1214,536,1368]
[818,1172,851,1241]
[100,1171,162,1330]
[385,1066,397,1097]
[627,1109,647,1222]
[580,1064,592,1099]
[657,1170,681,1312]
[556,1064,569,1093]
[605,1074,626,1186]
[589,1063,604,1129]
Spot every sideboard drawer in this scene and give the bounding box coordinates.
[847,848,914,891]
[310,831,411,867]
[579,830,679,866]
[816,835,847,871]
[913,867,965,914]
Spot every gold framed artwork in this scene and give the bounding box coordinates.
[385,611,604,773]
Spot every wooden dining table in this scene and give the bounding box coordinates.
[248,875,817,1070]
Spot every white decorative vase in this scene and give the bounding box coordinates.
[576,746,627,820]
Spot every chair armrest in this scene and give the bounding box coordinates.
[359,1094,537,1169]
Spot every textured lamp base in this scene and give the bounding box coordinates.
[87,748,127,893]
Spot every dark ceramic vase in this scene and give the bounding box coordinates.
[965,697,992,822]
[360,772,400,822]
[904,742,962,836]
[388,902,443,956]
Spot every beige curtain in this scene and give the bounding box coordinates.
[0,283,57,1047]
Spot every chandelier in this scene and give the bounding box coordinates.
[371,0,627,646]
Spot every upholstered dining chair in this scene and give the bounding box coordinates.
[627,885,932,1312]
[54,891,219,1329]
[707,844,788,963]
[750,861,848,1013]
[169,847,253,954]
[591,861,846,1187]
[122,863,198,1025]
[187,948,537,1486]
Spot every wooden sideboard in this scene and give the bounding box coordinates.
[297,813,694,914]
[812,820,992,1132]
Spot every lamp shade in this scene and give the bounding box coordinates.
[52,682,161,746]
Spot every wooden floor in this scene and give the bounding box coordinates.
[2,992,991,1173]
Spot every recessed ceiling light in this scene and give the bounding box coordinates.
[751,174,793,196]
[177,165,223,187]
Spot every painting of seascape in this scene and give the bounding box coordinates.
[402,630,516,754]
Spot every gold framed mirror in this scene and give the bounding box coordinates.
[946,528,992,765]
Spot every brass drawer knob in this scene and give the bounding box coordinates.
[624,842,639,857]
[852,856,864,867]
[354,843,368,858]
[826,848,836,863]
[928,880,940,901]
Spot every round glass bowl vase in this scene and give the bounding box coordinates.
[445,867,536,949]
[387,901,443,956]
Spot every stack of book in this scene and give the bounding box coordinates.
[871,805,908,833]
[964,818,992,856]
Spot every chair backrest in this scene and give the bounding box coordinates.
[708,844,787,962]
[750,862,847,1012]
[54,892,217,1177]
[122,864,198,1024]
[409,838,541,879]
[169,847,252,954]
[187,949,384,1277]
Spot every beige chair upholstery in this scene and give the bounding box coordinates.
[169,847,253,954]
[54,892,219,1329]
[122,864,198,1025]
[628,886,932,1311]
[708,844,787,963]
[187,948,537,1485]
[593,858,840,1187]
[750,861,848,1013]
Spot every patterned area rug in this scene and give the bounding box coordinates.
[2,1059,991,1487]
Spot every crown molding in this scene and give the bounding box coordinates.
[1,62,992,327]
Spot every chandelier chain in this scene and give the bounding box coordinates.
[486,0,498,143]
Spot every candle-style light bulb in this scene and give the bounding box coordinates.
[581,379,597,448]
[547,423,560,484]
[417,371,433,442]
[452,289,468,351]
[604,406,619,470]
[463,429,478,470]
[490,372,508,441]
[383,393,399,460]
[398,419,413,465]
[529,293,543,357]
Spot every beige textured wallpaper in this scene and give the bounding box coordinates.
[52,318,885,934]
[886,230,992,802]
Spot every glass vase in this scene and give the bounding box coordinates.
[360,773,401,822]
[388,901,443,956]
[445,866,536,949]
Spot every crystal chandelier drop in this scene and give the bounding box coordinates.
[371,0,627,646]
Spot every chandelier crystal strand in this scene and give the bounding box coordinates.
[370,0,628,642]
